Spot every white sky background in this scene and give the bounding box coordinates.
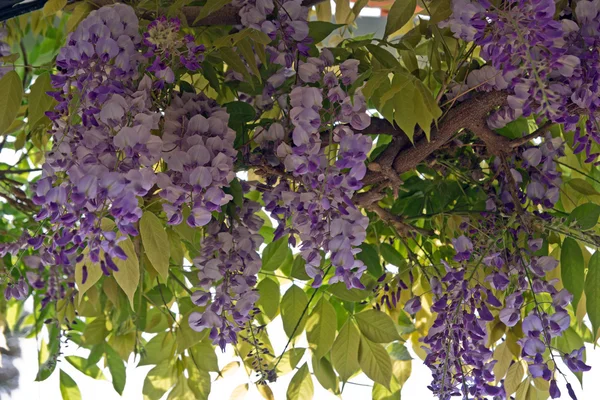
[3,3,600,400]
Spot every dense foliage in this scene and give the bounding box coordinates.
[0,0,600,399]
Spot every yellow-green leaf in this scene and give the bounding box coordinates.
[331,320,360,382]
[493,342,513,383]
[312,355,339,393]
[67,3,92,32]
[188,366,211,400]
[113,237,140,309]
[75,249,102,305]
[140,211,170,281]
[0,71,23,135]
[385,0,417,38]
[306,297,337,359]
[43,0,67,17]
[372,377,401,400]
[504,360,526,396]
[515,377,531,400]
[257,384,275,400]
[358,336,392,389]
[276,348,306,376]
[286,363,314,400]
[355,309,400,343]
[28,72,56,129]
[143,360,177,400]
[189,341,219,372]
[59,370,82,400]
[139,332,176,366]
[280,285,309,339]
[334,0,351,24]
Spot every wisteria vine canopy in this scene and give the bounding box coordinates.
[2,0,600,398]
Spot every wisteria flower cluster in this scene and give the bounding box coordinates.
[486,135,564,213]
[442,0,600,164]
[0,5,227,309]
[188,198,264,351]
[235,0,373,288]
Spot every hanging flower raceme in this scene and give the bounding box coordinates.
[233,0,373,288]
[188,198,264,351]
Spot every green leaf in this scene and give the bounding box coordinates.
[367,44,401,69]
[308,21,344,44]
[585,251,600,339]
[139,332,176,366]
[312,355,339,393]
[109,239,138,310]
[281,285,309,339]
[140,211,170,281]
[357,243,383,278]
[0,71,23,135]
[306,297,337,359]
[569,203,600,230]
[143,361,177,400]
[388,343,412,361]
[380,244,404,268]
[331,320,360,382]
[189,341,219,372]
[28,72,56,128]
[36,336,59,381]
[428,0,453,23]
[106,346,126,395]
[561,237,585,310]
[328,274,376,301]
[257,277,280,320]
[262,236,290,271]
[375,71,441,141]
[568,179,600,196]
[359,336,392,388]
[237,37,261,79]
[225,101,256,124]
[385,0,416,38]
[291,256,311,280]
[42,0,66,17]
[59,370,82,400]
[65,356,105,379]
[355,309,400,343]
[286,363,314,400]
[220,47,254,84]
